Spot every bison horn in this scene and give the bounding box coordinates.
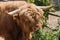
[8,8,21,15]
[36,5,53,10]
[8,4,27,15]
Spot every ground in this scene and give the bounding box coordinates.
[48,11,60,29]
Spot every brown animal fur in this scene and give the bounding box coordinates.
[0,1,44,40]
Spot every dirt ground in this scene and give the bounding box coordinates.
[47,11,60,29]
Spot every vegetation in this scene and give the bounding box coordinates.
[32,18,60,40]
[27,0,51,6]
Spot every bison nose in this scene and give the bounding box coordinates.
[35,24,40,30]
[35,24,39,28]
[35,25,39,28]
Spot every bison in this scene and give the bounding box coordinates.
[0,1,44,40]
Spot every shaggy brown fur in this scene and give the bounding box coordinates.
[0,1,44,40]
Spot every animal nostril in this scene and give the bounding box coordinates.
[35,25,38,27]
[35,24,39,27]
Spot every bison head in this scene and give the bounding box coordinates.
[8,3,44,40]
[8,4,44,32]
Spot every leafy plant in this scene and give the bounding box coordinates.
[32,28,60,40]
[27,0,34,3]
[27,0,51,6]
[34,0,51,6]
